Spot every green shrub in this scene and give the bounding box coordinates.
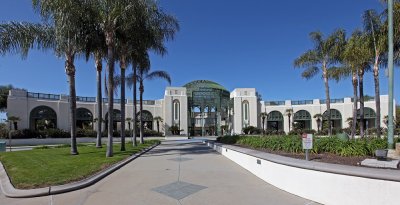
[77,129,97,138]
[144,129,163,137]
[264,129,286,136]
[217,135,241,144]
[0,123,8,139]
[395,128,400,135]
[168,125,182,135]
[40,128,70,138]
[217,135,388,157]
[287,129,316,136]
[9,129,41,139]
[101,129,163,137]
[242,126,261,135]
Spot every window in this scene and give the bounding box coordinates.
[242,100,250,123]
[30,106,57,130]
[173,100,180,121]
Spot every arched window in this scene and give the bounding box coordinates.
[105,109,121,131]
[173,100,180,121]
[30,106,57,130]
[105,109,122,122]
[294,110,311,130]
[323,109,342,129]
[267,111,284,131]
[136,110,154,130]
[357,107,377,128]
[242,100,250,126]
[76,108,93,129]
[323,109,342,120]
[294,110,311,120]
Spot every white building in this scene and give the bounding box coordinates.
[6,80,395,136]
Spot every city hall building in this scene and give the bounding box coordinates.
[6,80,395,136]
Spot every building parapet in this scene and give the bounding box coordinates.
[27,92,60,101]
[320,98,344,104]
[291,100,313,105]
[264,101,285,106]
[77,96,96,102]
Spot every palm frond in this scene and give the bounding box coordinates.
[328,66,351,82]
[145,70,171,85]
[301,66,320,80]
[0,21,55,58]
[294,50,320,68]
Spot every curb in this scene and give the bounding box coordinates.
[0,142,160,198]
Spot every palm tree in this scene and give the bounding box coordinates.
[126,117,132,131]
[331,30,371,138]
[294,29,346,137]
[84,22,107,148]
[154,116,163,134]
[31,0,99,155]
[139,70,170,143]
[313,114,323,133]
[259,112,268,135]
[1,0,91,155]
[94,52,104,148]
[7,116,20,130]
[127,5,179,145]
[353,32,372,138]
[90,0,147,157]
[363,10,387,138]
[118,44,128,151]
[285,109,293,132]
[131,60,139,146]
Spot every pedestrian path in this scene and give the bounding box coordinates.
[0,140,316,205]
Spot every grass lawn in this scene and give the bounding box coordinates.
[0,140,159,189]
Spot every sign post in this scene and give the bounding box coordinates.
[302,133,313,161]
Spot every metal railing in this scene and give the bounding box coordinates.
[264,101,285,106]
[320,98,344,104]
[103,98,125,104]
[77,96,96,102]
[27,92,60,100]
[141,100,156,105]
[351,97,375,102]
[291,100,313,105]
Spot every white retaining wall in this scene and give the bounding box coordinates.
[209,142,400,205]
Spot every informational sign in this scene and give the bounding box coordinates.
[302,133,313,150]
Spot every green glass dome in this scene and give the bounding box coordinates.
[183,80,228,92]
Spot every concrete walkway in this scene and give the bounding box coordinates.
[0,140,316,205]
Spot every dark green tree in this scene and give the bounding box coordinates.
[294,29,346,137]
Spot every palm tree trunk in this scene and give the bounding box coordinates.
[120,65,126,151]
[323,65,332,136]
[95,55,102,148]
[288,116,291,132]
[105,31,114,157]
[66,54,78,155]
[157,121,160,133]
[139,81,144,144]
[351,72,358,139]
[373,60,381,138]
[359,71,365,138]
[262,118,265,135]
[132,63,137,146]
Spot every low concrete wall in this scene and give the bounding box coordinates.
[208,142,400,205]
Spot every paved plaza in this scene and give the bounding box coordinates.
[0,140,316,205]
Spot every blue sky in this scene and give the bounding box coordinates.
[0,0,398,107]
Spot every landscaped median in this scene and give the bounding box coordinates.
[211,135,400,205]
[217,135,393,165]
[0,140,160,198]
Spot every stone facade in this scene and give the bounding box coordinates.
[6,80,396,136]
